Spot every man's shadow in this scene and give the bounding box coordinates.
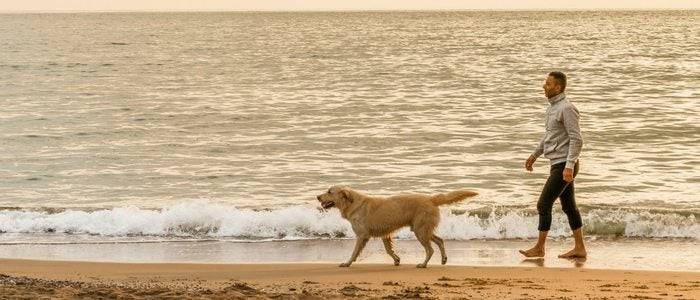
[566,257,587,268]
[520,257,587,268]
[520,257,545,267]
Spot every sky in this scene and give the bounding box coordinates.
[1,0,698,12]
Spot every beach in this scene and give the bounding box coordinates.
[1,239,698,298]
[0,239,698,272]
[1,10,698,299]
[2,259,699,299]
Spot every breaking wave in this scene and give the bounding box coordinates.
[0,202,697,240]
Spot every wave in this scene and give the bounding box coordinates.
[0,202,697,240]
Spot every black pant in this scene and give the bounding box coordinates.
[537,161,582,231]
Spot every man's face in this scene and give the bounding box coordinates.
[543,76,562,98]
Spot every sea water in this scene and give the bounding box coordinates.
[0,11,698,270]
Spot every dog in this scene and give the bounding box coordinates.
[316,185,478,268]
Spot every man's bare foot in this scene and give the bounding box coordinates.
[519,247,545,257]
[558,248,587,258]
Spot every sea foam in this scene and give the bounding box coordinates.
[0,202,697,240]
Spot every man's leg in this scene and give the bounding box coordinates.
[520,164,568,257]
[520,230,549,257]
[558,163,587,258]
[558,227,587,258]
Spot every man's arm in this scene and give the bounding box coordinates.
[533,136,545,159]
[526,136,545,172]
[562,103,583,172]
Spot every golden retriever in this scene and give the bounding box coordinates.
[316,185,478,268]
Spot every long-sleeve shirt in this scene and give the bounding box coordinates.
[532,92,583,170]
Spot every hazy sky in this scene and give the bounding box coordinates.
[1,0,698,12]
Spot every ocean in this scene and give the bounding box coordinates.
[0,11,698,270]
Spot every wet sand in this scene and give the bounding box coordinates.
[1,238,698,271]
[1,259,698,299]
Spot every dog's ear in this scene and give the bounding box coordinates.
[340,188,353,203]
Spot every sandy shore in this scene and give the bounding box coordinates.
[2,239,698,272]
[1,259,698,299]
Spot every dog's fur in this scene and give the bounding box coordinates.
[317,185,478,268]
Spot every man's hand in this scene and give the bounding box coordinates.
[563,168,574,183]
[525,155,536,172]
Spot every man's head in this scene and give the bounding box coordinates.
[543,71,567,98]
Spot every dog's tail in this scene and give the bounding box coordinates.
[430,190,478,206]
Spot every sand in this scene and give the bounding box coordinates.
[2,239,698,272]
[1,259,698,299]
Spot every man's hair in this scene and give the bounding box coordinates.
[548,71,567,91]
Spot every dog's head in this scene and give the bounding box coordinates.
[316,185,355,210]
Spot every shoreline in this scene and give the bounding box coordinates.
[1,259,698,299]
[1,238,697,272]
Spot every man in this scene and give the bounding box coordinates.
[519,71,587,259]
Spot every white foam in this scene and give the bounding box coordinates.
[0,202,697,240]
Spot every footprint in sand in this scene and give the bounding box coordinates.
[434,282,461,288]
[437,276,458,281]
[339,284,366,296]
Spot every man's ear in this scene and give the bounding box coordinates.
[341,188,353,203]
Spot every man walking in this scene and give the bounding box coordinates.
[519,71,587,259]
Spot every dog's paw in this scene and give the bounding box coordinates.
[416,263,427,268]
[442,257,447,265]
[339,262,351,267]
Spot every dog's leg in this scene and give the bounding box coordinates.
[382,236,401,266]
[432,235,447,265]
[415,231,434,268]
[340,237,369,267]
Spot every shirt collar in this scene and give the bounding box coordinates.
[548,92,566,105]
